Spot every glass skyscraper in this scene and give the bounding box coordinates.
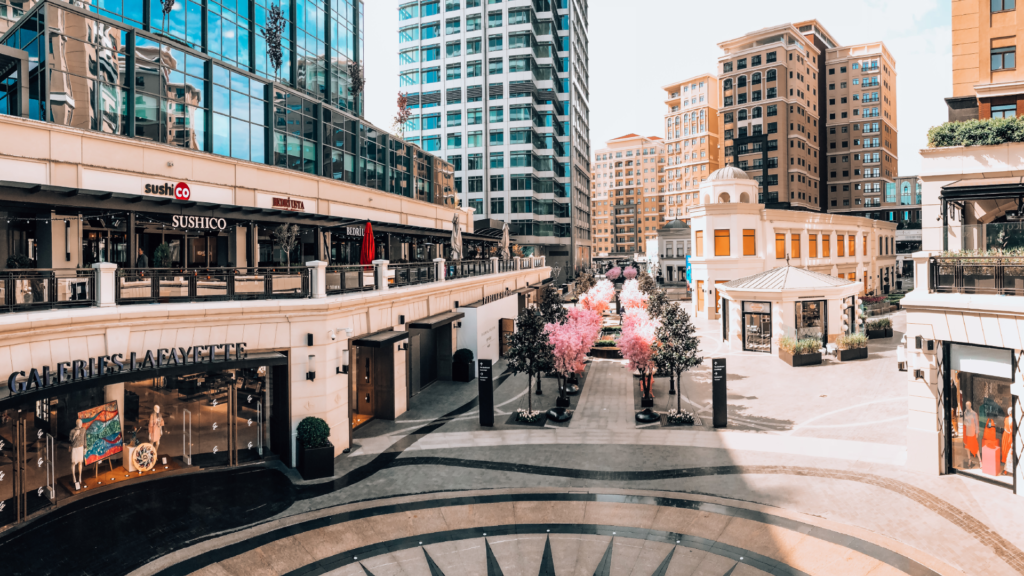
[0,0,456,205]
[398,0,591,277]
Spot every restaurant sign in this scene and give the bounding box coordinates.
[144,182,192,200]
[7,342,248,394]
[272,197,306,211]
[171,215,229,230]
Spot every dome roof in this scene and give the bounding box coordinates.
[663,219,689,229]
[707,166,752,181]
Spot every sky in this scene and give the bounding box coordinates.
[363,0,952,176]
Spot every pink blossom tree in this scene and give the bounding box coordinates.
[579,279,615,315]
[619,279,648,311]
[605,266,622,281]
[620,308,660,404]
[545,307,602,404]
[623,266,638,280]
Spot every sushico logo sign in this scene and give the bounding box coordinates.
[172,215,228,230]
[145,181,192,200]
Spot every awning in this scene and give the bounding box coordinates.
[408,311,465,329]
[941,177,1024,201]
[351,330,409,348]
[0,351,287,411]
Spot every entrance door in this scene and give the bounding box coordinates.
[409,334,422,396]
[354,347,375,427]
[721,298,729,342]
[696,280,704,313]
[0,410,55,527]
[500,318,515,357]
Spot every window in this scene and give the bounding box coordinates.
[809,234,818,258]
[467,39,482,54]
[489,34,503,51]
[766,70,776,82]
[469,199,483,213]
[863,235,868,256]
[491,197,504,214]
[467,108,482,125]
[468,176,483,192]
[775,233,786,259]
[488,11,502,27]
[489,59,503,74]
[467,60,482,77]
[468,153,482,169]
[447,64,461,80]
[714,230,730,256]
[992,0,1016,12]
[696,230,704,257]
[767,105,777,116]
[992,46,1016,70]
[849,235,856,257]
[446,18,461,35]
[993,104,1017,118]
[743,229,755,256]
[837,235,845,257]
[791,235,800,258]
[447,133,462,148]
[446,42,461,57]
[823,235,830,257]
[766,51,776,63]
[467,14,481,30]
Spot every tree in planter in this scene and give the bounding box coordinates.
[653,304,703,401]
[620,308,659,405]
[578,279,614,315]
[273,223,301,268]
[619,278,648,310]
[647,288,671,321]
[637,271,657,295]
[507,308,554,412]
[546,307,601,405]
[537,283,567,326]
[297,416,331,449]
[573,269,597,299]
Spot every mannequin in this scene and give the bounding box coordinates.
[148,405,164,452]
[962,401,980,468]
[1002,414,1013,476]
[69,419,85,486]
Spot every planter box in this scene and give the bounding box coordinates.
[297,442,334,480]
[589,346,622,359]
[866,328,894,339]
[453,360,476,382]
[779,349,822,367]
[838,347,868,362]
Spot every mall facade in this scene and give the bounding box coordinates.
[0,0,551,530]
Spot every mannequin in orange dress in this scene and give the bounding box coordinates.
[1003,415,1013,476]
[983,418,1000,475]
[962,401,980,467]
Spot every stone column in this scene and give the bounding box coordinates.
[373,259,389,290]
[306,260,327,299]
[490,256,499,274]
[433,257,446,281]
[514,256,522,270]
[92,262,117,307]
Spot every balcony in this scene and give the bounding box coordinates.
[928,256,1024,296]
[0,269,96,314]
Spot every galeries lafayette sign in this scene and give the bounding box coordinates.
[7,342,248,394]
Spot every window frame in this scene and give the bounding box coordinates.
[714,229,730,257]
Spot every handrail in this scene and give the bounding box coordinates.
[0,268,96,313]
[326,265,376,295]
[390,262,437,287]
[929,256,1024,295]
[115,267,310,304]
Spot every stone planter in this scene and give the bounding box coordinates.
[779,349,822,367]
[838,347,868,362]
[866,328,893,339]
[453,360,475,382]
[298,442,334,480]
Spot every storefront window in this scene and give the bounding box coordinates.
[742,301,771,353]
[950,344,1015,486]
[795,300,825,343]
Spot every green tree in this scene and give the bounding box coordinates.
[653,304,703,403]
[638,271,657,295]
[506,308,554,409]
[273,223,301,267]
[537,284,567,326]
[573,269,597,298]
[647,288,670,321]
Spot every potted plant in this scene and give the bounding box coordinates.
[778,335,823,367]
[837,333,869,362]
[866,318,893,339]
[453,348,476,382]
[296,416,334,480]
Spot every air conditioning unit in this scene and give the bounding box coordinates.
[914,369,925,380]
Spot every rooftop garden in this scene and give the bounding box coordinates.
[928,116,1024,148]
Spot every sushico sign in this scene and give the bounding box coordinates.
[8,342,248,394]
[172,215,228,230]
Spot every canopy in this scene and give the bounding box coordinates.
[450,213,463,261]
[359,221,375,266]
[499,221,510,260]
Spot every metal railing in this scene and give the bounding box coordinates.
[0,269,95,314]
[498,259,515,273]
[929,257,1024,296]
[115,267,310,304]
[390,262,436,287]
[448,260,489,279]
[326,265,376,295]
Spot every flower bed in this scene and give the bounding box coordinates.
[515,408,545,423]
[666,409,695,426]
[778,335,822,367]
[837,333,868,361]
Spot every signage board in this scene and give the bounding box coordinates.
[272,197,305,211]
[171,215,228,230]
[685,255,692,284]
[478,359,493,427]
[712,358,727,428]
[175,182,191,200]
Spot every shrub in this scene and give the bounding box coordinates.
[779,335,797,354]
[454,348,474,363]
[867,318,891,331]
[782,335,821,355]
[296,417,331,449]
[593,338,617,348]
[927,116,1024,148]
[5,254,32,268]
[861,295,886,304]
[837,333,868,350]
[667,409,695,425]
[602,326,622,334]
[515,408,544,423]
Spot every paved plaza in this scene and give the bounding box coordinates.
[3,310,1024,576]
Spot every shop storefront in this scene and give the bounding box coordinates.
[742,301,772,353]
[944,343,1018,490]
[0,342,288,529]
[795,300,827,347]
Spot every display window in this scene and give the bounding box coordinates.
[795,300,826,345]
[948,344,1016,488]
[0,366,272,528]
[743,301,771,353]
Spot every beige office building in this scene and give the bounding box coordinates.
[824,42,899,213]
[661,74,721,224]
[590,134,665,257]
[949,0,1024,120]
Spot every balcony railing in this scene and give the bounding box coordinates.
[929,257,1024,295]
[116,267,311,304]
[326,265,376,295]
[390,262,437,287]
[0,269,95,314]
[448,260,490,279]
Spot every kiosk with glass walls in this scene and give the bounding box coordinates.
[743,301,772,353]
[0,343,288,528]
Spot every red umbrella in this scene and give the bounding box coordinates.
[359,222,375,268]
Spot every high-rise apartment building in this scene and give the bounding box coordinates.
[661,74,721,224]
[948,0,1024,120]
[590,134,664,258]
[398,0,592,278]
[824,43,898,213]
[717,21,898,215]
